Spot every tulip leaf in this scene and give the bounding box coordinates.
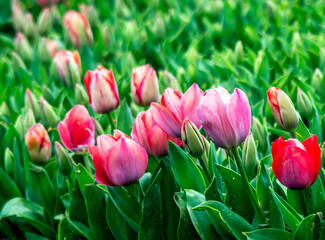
[293,213,324,240]
[58,217,84,240]
[269,188,303,232]
[168,141,206,193]
[75,163,95,197]
[256,162,272,211]
[244,228,294,240]
[117,99,133,135]
[69,181,89,226]
[0,167,22,209]
[287,189,307,216]
[304,178,325,216]
[295,119,311,142]
[193,200,254,240]
[216,164,254,222]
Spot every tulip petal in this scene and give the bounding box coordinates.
[58,121,73,151]
[161,88,183,123]
[97,134,117,161]
[302,134,321,183]
[147,125,169,156]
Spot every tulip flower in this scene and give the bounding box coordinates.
[131,109,182,157]
[151,83,204,138]
[25,13,36,38]
[131,64,160,106]
[25,123,51,163]
[198,87,251,149]
[267,87,299,132]
[297,88,314,119]
[14,33,33,62]
[58,105,95,154]
[181,118,205,158]
[89,130,148,186]
[38,38,60,63]
[51,50,82,87]
[272,135,320,189]
[63,10,93,49]
[36,0,59,7]
[84,66,120,113]
[12,0,25,32]
[37,8,53,35]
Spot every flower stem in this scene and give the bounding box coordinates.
[107,112,116,131]
[83,154,92,174]
[231,147,266,224]
[290,131,297,139]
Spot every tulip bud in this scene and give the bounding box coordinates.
[14,33,33,62]
[312,68,323,93]
[25,89,41,121]
[37,8,53,35]
[55,141,74,176]
[292,32,302,52]
[40,97,59,128]
[12,0,25,32]
[4,148,15,179]
[252,117,267,154]
[234,41,244,65]
[254,51,263,76]
[10,51,27,71]
[14,115,24,140]
[92,117,104,137]
[25,13,37,38]
[267,87,299,132]
[181,118,205,158]
[75,84,89,106]
[242,133,258,177]
[79,4,99,27]
[152,17,165,41]
[25,123,51,164]
[63,10,93,49]
[84,66,120,113]
[131,65,160,106]
[297,89,314,119]
[51,50,82,87]
[0,102,9,116]
[24,109,36,131]
[159,70,181,91]
[320,48,325,71]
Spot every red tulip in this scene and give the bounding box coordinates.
[89,130,148,186]
[84,66,120,113]
[58,105,95,154]
[36,0,59,7]
[272,135,320,189]
[131,109,182,157]
[151,83,204,138]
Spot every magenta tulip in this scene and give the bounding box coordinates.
[58,105,95,154]
[89,130,148,186]
[151,83,204,138]
[198,87,251,149]
[131,109,182,157]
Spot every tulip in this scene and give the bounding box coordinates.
[58,105,95,154]
[36,0,59,7]
[234,40,244,65]
[151,83,204,138]
[84,66,120,113]
[75,83,89,106]
[25,123,51,163]
[10,52,27,71]
[131,109,182,157]
[198,87,251,149]
[242,132,258,177]
[252,117,267,154]
[24,109,36,131]
[181,118,205,158]
[14,33,33,62]
[297,89,314,119]
[267,87,299,132]
[12,0,25,32]
[89,130,148,186]
[63,10,93,49]
[25,89,41,121]
[312,68,322,93]
[38,38,60,62]
[25,13,37,38]
[272,135,320,189]
[131,64,160,106]
[55,141,74,176]
[37,8,53,35]
[51,50,82,87]
[40,97,59,128]
[79,4,99,27]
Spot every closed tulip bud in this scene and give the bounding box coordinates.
[25,13,37,38]
[152,17,165,41]
[252,117,267,154]
[79,4,99,27]
[40,97,59,128]
[75,84,89,106]
[25,123,51,164]
[131,65,160,106]
[92,117,104,137]
[159,70,181,91]
[272,135,320,189]
[131,109,182,157]
[24,109,36,131]
[292,32,302,52]
[254,51,263,76]
[55,141,74,176]
[37,8,53,35]
[25,89,41,120]
[15,116,24,140]
[89,130,148,186]
[36,0,59,7]
[267,87,299,132]
[63,10,93,49]
[312,68,322,93]
[84,66,120,113]
[0,102,9,116]
[12,0,25,32]
[10,51,27,71]
[38,38,60,62]
[51,50,82,87]
[5,148,15,179]
[320,48,325,71]
[14,33,33,62]
[198,87,251,149]
[151,83,204,138]
[297,89,314,119]
[242,133,258,176]
[58,105,95,154]
[234,41,244,65]
[181,118,205,158]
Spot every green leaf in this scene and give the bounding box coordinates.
[245,228,294,240]
[295,119,311,142]
[168,141,206,193]
[193,200,254,240]
[304,178,325,215]
[216,164,254,222]
[69,181,89,226]
[0,167,22,208]
[256,162,272,211]
[294,213,323,240]
[117,99,133,135]
[75,163,94,196]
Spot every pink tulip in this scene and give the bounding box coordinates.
[36,0,59,7]
[84,66,120,113]
[151,83,204,138]
[198,87,251,149]
[58,105,95,154]
[25,123,51,163]
[47,40,60,58]
[131,64,160,106]
[63,10,93,49]
[131,109,182,157]
[89,130,148,186]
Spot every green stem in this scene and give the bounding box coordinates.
[199,157,212,183]
[107,112,116,131]
[231,148,266,224]
[290,131,297,139]
[83,154,92,174]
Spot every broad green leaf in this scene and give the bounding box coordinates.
[294,213,323,240]
[256,162,272,211]
[295,119,311,142]
[117,99,133,135]
[245,228,293,240]
[0,167,22,208]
